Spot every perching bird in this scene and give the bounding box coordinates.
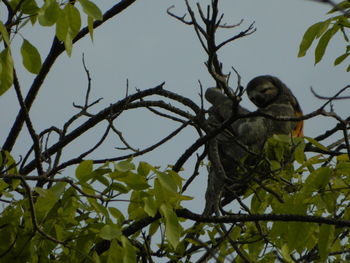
[204,75,303,214]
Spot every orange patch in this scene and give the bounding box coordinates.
[292,111,304,137]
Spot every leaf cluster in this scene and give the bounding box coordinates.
[298,0,350,71]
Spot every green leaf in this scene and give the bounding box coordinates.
[337,154,350,162]
[99,224,121,240]
[148,220,160,237]
[110,182,129,194]
[298,21,330,57]
[121,236,137,263]
[64,4,81,38]
[280,244,294,263]
[38,0,60,27]
[334,52,349,65]
[128,191,147,220]
[64,30,73,56]
[0,21,10,46]
[304,137,329,152]
[321,192,337,213]
[314,167,332,190]
[315,24,340,64]
[34,182,66,221]
[302,167,331,195]
[328,1,350,14]
[143,196,158,217]
[79,0,103,21]
[0,48,14,96]
[115,160,135,173]
[88,16,94,41]
[156,171,178,193]
[294,143,306,164]
[75,160,93,182]
[56,9,69,41]
[107,240,123,262]
[159,203,182,249]
[21,39,42,74]
[287,222,312,253]
[113,172,149,190]
[108,207,125,223]
[87,197,109,218]
[0,180,8,193]
[21,0,39,15]
[318,224,335,262]
[137,161,152,177]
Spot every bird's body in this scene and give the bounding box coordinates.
[204,75,303,214]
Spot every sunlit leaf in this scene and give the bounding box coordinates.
[110,182,129,193]
[64,29,73,56]
[121,236,137,263]
[318,224,335,262]
[105,240,123,262]
[115,160,135,173]
[280,244,294,263]
[108,207,125,223]
[137,161,152,177]
[148,220,160,237]
[56,10,69,41]
[334,52,349,65]
[113,172,149,190]
[314,167,332,190]
[143,196,158,217]
[79,0,103,21]
[0,21,10,46]
[64,4,81,38]
[76,160,93,182]
[328,1,350,14]
[160,203,182,249]
[34,182,66,221]
[304,137,329,152]
[287,222,313,253]
[156,171,178,193]
[315,24,340,64]
[337,154,349,162]
[0,48,14,96]
[99,224,121,240]
[298,21,330,57]
[21,0,39,15]
[88,16,94,41]
[128,191,147,220]
[21,39,42,74]
[38,0,60,27]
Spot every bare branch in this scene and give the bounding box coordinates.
[3,0,138,153]
[176,208,350,228]
[166,5,193,25]
[12,71,44,176]
[311,85,350,100]
[216,22,256,51]
[182,148,207,193]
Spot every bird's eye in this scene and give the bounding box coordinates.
[261,88,270,94]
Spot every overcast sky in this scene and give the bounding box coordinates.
[1,0,349,212]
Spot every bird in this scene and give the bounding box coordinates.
[204,75,303,214]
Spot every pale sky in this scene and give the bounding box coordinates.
[1,0,349,212]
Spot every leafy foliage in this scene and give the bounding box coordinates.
[298,1,350,71]
[0,0,349,262]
